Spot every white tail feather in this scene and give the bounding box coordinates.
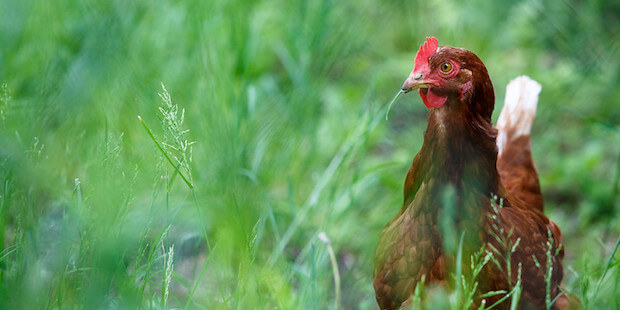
[496,76,542,156]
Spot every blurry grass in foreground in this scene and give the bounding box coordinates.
[0,0,618,308]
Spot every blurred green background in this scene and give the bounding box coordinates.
[0,0,618,308]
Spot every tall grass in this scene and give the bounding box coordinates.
[0,0,618,308]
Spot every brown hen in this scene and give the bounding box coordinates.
[373,37,571,309]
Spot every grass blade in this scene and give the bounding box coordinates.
[138,115,193,190]
[385,90,404,120]
[591,235,620,303]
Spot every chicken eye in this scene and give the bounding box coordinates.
[440,62,453,73]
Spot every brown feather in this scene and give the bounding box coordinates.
[374,46,568,309]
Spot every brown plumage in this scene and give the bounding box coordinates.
[373,38,570,309]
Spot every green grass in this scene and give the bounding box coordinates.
[0,0,618,308]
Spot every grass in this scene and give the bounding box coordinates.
[0,0,618,308]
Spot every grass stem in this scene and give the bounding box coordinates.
[385,90,404,120]
[591,235,620,303]
[138,115,194,190]
[319,232,341,310]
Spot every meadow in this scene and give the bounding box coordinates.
[0,0,618,308]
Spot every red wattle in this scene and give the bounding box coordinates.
[419,88,447,109]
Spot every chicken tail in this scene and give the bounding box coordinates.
[496,76,544,211]
[496,76,541,155]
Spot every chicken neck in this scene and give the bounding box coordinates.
[404,95,504,251]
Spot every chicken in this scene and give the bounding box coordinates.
[373,37,570,309]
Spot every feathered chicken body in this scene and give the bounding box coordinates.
[373,37,567,309]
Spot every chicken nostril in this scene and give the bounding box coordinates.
[414,73,423,80]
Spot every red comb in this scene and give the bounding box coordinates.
[413,37,439,73]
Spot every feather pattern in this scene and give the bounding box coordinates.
[374,40,570,309]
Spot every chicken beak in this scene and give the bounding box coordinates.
[401,73,431,93]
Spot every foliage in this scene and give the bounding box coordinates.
[0,0,618,308]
